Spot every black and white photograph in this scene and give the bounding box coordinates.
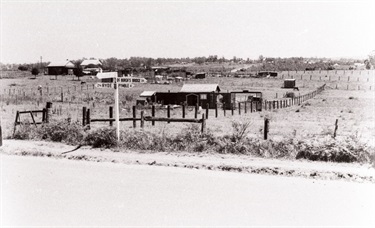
[1,0,374,227]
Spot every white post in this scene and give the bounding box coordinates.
[114,77,120,142]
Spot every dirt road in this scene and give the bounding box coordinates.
[1,154,374,227]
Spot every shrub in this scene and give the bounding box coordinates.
[84,127,117,148]
[36,120,85,144]
[31,67,39,76]
[18,65,28,71]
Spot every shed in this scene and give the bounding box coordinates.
[284,79,296,88]
[81,59,102,75]
[47,60,75,75]
[195,72,206,79]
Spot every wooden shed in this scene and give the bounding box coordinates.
[47,60,75,75]
[284,79,296,88]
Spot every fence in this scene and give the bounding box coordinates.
[13,102,52,135]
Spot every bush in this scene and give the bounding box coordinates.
[36,120,85,144]
[84,127,117,148]
[285,92,295,98]
[31,67,39,76]
[18,65,28,71]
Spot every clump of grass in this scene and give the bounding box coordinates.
[84,127,117,148]
[13,119,85,145]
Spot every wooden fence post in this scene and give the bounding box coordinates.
[244,102,247,114]
[109,106,113,127]
[231,103,234,115]
[195,104,198,119]
[86,108,91,130]
[264,118,269,140]
[223,102,226,116]
[250,101,253,113]
[201,114,206,133]
[133,106,136,128]
[238,102,241,115]
[333,119,338,138]
[182,104,185,118]
[45,102,52,123]
[152,105,155,126]
[82,107,87,126]
[206,103,209,119]
[215,103,218,118]
[167,105,171,123]
[140,111,144,128]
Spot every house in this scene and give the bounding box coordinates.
[47,60,75,75]
[81,59,102,75]
[155,84,221,107]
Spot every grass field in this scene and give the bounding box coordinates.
[1,70,374,147]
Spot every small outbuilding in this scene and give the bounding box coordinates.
[47,60,75,75]
[195,72,206,79]
[284,79,296,88]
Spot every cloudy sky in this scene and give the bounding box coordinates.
[1,0,374,64]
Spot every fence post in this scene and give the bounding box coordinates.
[152,105,155,126]
[201,114,206,133]
[86,108,91,130]
[182,104,185,118]
[223,102,226,116]
[264,118,269,140]
[140,111,144,128]
[215,103,218,117]
[82,107,86,126]
[109,106,113,126]
[333,119,338,138]
[250,101,253,113]
[231,103,234,115]
[167,105,171,123]
[195,104,198,118]
[238,102,241,115]
[206,103,209,119]
[133,106,136,128]
[244,102,247,114]
[45,102,52,123]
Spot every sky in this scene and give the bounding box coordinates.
[1,0,374,64]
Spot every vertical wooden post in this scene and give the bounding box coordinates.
[250,101,253,113]
[167,105,171,123]
[152,105,155,126]
[82,107,87,126]
[86,109,91,130]
[46,102,52,123]
[133,106,136,128]
[215,103,218,117]
[244,102,247,114]
[182,104,185,118]
[223,102,226,116]
[206,103,209,119]
[264,118,269,140]
[231,103,234,115]
[333,119,338,138]
[201,114,206,133]
[195,104,198,119]
[109,106,113,127]
[140,111,144,128]
[238,102,241,115]
[42,108,46,122]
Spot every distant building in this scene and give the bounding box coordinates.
[81,59,102,75]
[195,72,206,79]
[47,60,75,75]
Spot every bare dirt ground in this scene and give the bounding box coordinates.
[1,153,374,227]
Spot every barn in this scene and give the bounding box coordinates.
[47,60,75,75]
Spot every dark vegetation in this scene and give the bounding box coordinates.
[11,119,374,164]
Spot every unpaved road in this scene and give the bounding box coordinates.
[1,155,374,227]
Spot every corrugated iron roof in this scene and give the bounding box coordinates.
[47,61,75,67]
[140,91,156,97]
[81,59,102,66]
[180,84,220,93]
